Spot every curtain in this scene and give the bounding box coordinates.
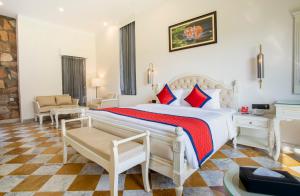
[120,22,136,95]
[62,56,86,105]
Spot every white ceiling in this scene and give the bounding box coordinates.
[0,0,167,32]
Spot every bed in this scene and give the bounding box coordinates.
[87,75,238,196]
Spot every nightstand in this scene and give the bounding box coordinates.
[233,113,275,158]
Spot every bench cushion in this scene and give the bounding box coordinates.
[66,127,144,161]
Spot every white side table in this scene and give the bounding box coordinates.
[233,113,275,158]
[273,101,300,161]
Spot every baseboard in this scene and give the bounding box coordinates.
[0,118,20,125]
[22,118,35,123]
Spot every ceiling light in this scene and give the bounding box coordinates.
[0,1,3,6]
[58,7,64,12]
[103,22,108,26]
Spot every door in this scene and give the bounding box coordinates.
[61,56,86,106]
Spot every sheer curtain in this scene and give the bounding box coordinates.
[61,56,86,105]
[120,22,136,95]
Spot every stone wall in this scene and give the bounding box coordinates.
[0,15,19,120]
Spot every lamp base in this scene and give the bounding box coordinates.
[96,87,99,98]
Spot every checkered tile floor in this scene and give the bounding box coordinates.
[0,121,299,196]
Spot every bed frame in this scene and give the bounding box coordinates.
[92,74,238,196]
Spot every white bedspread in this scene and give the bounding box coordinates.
[87,104,236,169]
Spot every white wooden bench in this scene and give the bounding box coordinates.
[62,116,150,196]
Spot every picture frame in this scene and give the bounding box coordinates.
[169,11,217,52]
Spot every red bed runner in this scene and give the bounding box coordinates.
[99,107,213,165]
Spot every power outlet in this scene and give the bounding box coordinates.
[9,97,14,102]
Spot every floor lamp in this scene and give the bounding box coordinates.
[91,78,101,98]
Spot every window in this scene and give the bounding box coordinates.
[61,55,86,105]
[120,22,136,95]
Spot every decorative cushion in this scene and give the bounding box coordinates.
[36,96,56,107]
[184,84,211,108]
[156,84,176,105]
[56,95,72,105]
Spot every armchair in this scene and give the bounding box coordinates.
[89,93,119,109]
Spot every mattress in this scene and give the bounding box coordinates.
[87,104,236,169]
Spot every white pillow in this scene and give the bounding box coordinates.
[169,88,221,109]
[169,89,184,106]
[180,89,192,107]
[202,89,221,109]
[169,88,191,107]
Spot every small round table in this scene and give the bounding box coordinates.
[223,169,269,196]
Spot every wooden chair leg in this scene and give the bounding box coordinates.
[109,171,118,196]
[141,161,150,192]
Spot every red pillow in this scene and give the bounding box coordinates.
[156,84,176,105]
[184,84,211,108]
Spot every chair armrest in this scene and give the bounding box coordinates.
[100,99,119,108]
[33,101,41,114]
[72,99,79,105]
[101,98,118,103]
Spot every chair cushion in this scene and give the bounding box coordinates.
[36,96,56,107]
[39,106,59,113]
[66,127,143,161]
[56,95,72,105]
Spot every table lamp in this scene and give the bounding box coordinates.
[91,78,101,98]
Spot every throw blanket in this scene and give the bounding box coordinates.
[98,107,213,165]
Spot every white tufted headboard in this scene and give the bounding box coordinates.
[167,75,237,109]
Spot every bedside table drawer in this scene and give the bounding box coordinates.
[235,118,269,128]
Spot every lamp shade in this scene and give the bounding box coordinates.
[91,78,101,87]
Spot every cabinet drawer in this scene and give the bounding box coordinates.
[235,118,269,128]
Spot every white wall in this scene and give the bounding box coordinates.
[96,0,300,145]
[18,15,97,120]
[97,0,300,105]
[96,26,120,96]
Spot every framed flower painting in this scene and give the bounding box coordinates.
[169,11,217,52]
